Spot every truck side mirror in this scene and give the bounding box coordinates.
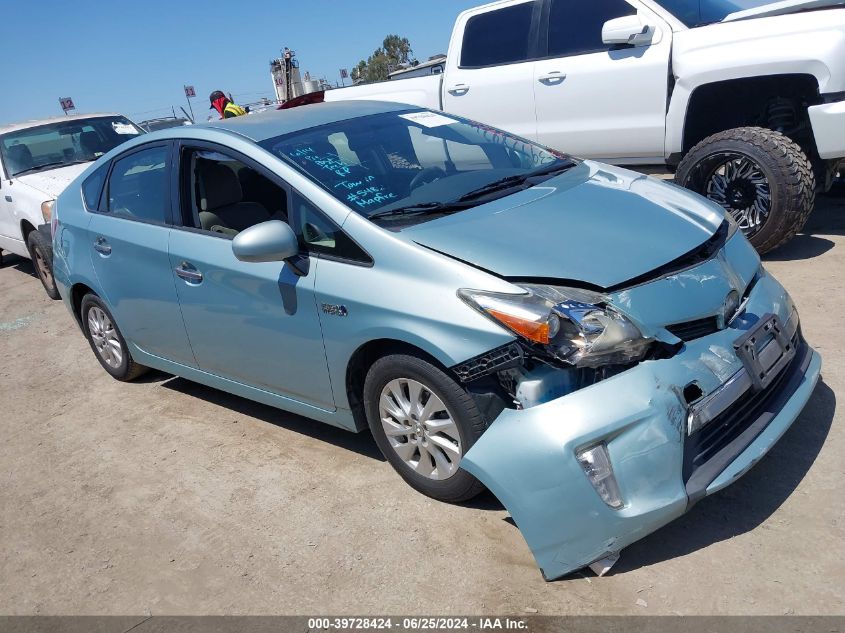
[602,15,656,47]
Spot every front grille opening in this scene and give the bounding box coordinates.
[683,332,804,482]
[667,316,720,342]
[683,382,704,404]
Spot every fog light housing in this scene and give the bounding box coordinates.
[576,443,624,509]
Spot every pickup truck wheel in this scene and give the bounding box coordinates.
[26,230,60,300]
[675,127,815,254]
[363,353,487,503]
[80,294,149,381]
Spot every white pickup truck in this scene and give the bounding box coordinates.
[320,0,845,253]
[0,113,144,297]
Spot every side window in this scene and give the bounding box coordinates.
[81,162,109,211]
[182,148,288,237]
[461,2,535,68]
[292,192,372,265]
[547,0,636,58]
[107,146,169,223]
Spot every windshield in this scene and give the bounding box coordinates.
[0,115,143,178]
[655,0,777,26]
[260,109,575,227]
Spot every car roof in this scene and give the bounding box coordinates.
[0,113,126,135]
[200,100,417,142]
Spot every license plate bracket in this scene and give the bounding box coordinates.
[733,313,795,392]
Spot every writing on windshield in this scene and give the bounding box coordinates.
[288,145,399,210]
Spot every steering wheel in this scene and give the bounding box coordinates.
[410,166,446,191]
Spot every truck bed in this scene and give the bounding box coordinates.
[324,74,442,111]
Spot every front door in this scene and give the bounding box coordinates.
[533,0,672,162]
[88,142,196,366]
[168,145,334,410]
[442,0,541,141]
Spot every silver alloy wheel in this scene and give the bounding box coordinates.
[704,154,772,238]
[87,306,123,369]
[33,247,53,288]
[378,378,462,480]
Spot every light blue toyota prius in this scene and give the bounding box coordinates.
[52,101,821,580]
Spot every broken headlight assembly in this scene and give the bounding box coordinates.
[458,284,653,369]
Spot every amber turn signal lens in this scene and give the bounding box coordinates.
[486,309,550,344]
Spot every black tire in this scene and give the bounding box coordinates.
[363,353,488,503]
[675,126,815,254]
[80,294,148,381]
[26,230,60,300]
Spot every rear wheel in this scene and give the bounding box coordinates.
[26,230,59,299]
[363,353,488,503]
[80,294,148,381]
[675,126,815,254]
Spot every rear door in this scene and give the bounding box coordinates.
[442,0,541,141]
[532,0,672,162]
[87,142,197,366]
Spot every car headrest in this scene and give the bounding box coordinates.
[200,163,242,211]
[80,131,105,156]
[7,144,34,172]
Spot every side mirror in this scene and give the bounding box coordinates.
[232,220,299,263]
[602,15,656,47]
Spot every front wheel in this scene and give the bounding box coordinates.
[675,126,815,254]
[26,230,60,300]
[363,353,488,503]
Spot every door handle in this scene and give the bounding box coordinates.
[93,236,112,256]
[538,71,566,84]
[3,195,11,202]
[174,262,203,284]
[447,83,470,95]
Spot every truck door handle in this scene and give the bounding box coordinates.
[174,262,203,284]
[3,195,11,202]
[447,83,470,95]
[93,237,112,256]
[538,71,566,84]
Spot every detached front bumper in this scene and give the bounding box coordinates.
[809,98,845,160]
[460,273,821,581]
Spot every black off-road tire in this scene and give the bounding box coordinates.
[363,353,488,503]
[26,230,60,300]
[80,294,149,381]
[675,127,815,254]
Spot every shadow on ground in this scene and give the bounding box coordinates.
[0,252,37,279]
[612,379,835,575]
[764,193,844,262]
[160,375,386,462]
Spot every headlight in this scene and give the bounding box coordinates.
[458,284,652,368]
[41,200,55,224]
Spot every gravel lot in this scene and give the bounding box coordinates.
[0,193,842,616]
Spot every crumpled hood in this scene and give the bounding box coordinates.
[402,162,725,289]
[15,162,92,198]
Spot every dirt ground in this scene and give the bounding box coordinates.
[0,194,843,616]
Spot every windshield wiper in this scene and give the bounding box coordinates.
[13,159,91,177]
[457,160,577,203]
[369,201,471,221]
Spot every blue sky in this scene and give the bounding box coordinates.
[3,0,479,126]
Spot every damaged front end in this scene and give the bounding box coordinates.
[452,232,822,581]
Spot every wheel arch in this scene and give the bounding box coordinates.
[20,219,36,243]
[70,282,97,328]
[677,74,822,157]
[345,338,455,432]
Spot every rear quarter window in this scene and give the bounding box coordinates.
[81,163,109,211]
